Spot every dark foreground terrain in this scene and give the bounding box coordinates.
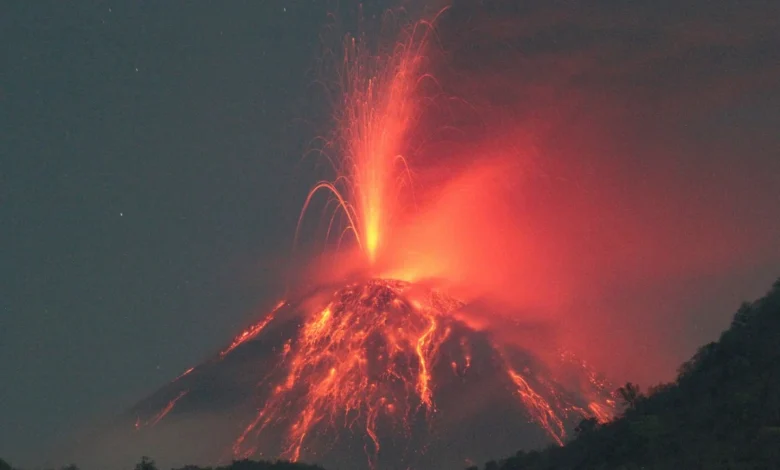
[475,278,780,470]
[4,278,778,470]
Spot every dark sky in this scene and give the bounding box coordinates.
[1,1,779,467]
[1,2,335,464]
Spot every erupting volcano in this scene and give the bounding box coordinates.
[94,8,620,470]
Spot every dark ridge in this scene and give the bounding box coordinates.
[472,277,780,470]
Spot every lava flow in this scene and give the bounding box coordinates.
[220,301,287,358]
[226,280,614,464]
[232,279,456,461]
[135,390,189,431]
[125,278,615,468]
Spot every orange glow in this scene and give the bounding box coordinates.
[149,390,188,426]
[296,11,446,265]
[136,390,189,431]
[173,366,194,382]
[220,301,286,358]
[118,2,777,465]
[231,6,623,465]
[231,280,615,463]
[232,280,455,463]
[507,368,566,446]
[587,401,614,424]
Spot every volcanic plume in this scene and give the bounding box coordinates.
[83,7,621,470]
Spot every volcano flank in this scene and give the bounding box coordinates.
[85,279,615,470]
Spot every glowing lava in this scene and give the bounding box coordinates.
[125,279,615,468]
[227,280,614,464]
[136,390,189,430]
[220,301,286,358]
[232,279,454,461]
[296,11,445,265]
[506,369,566,446]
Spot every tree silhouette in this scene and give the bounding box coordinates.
[574,417,599,435]
[617,382,641,408]
[471,277,780,470]
[135,456,158,470]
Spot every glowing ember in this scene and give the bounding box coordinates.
[136,390,189,431]
[296,11,445,265]
[220,301,286,358]
[587,401,615,424]
[173,366,194,382]
[149,390,188,426]
[506,368,566,445]
[554,350,617,424]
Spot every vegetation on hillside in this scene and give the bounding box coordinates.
[471,278,780,470]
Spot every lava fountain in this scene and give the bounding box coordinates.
[295,8,440,265]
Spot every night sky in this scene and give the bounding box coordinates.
[2,1,779,467]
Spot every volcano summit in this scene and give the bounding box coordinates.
[84,279,614,470]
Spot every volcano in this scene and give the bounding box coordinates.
[75,9,621,469]
[85,279,615,470]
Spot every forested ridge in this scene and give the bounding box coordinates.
[472,278,780,470]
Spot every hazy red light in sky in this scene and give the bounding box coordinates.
[301,2,780,387]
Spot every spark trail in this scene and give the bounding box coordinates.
[135,390,189,430]
[220,301,286,358]
[296,9,446,264]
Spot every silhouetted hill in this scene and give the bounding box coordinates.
[473,278,780,470]
[0,457,325,470]
[172,458,327,470]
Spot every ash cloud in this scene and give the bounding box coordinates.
[393,0,780,385]
[442,0,780,115]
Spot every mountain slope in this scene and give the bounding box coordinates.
[476,278,780,470]
[74,279,614,470]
